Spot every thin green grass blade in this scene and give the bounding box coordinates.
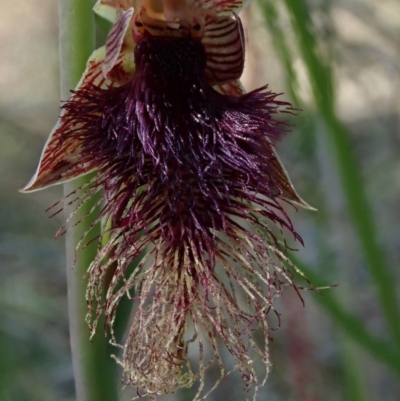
[260,1,300,106]
[288,254,400,376]
[261,0,400,351]
[340,334,369,401]
[260,0,318,195]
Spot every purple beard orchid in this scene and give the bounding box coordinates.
[22,0,313,398]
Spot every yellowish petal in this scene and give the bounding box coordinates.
[21,47,110,193]
[103,7,136,83]
[93,0,136,23]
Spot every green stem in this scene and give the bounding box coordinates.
[59,1,119,401]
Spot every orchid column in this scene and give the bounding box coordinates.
[59,1,118,400]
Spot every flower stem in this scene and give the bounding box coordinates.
[59,1,119,400]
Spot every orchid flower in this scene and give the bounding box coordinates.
[23,0,313,398]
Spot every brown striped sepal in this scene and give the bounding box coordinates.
[202,13,245,85]
[21,48,111,192]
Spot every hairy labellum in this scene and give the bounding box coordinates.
[64,35,298,246]
[23,1,312,399]
[53,34,304,397]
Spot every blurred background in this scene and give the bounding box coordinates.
[1,0,399,400]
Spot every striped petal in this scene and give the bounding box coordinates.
[103,7,136,83]
[202,14,244,85]
[93,0,135,22]
[190,0,250,15]
[21,47,111,193]
[214,80,314,210]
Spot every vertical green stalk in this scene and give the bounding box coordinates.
[59,1,118,401]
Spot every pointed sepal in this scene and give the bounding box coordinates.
[21,47,110,193]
